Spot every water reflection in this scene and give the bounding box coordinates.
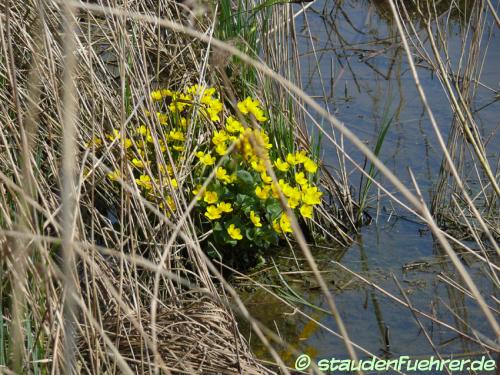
[238,0,498,369]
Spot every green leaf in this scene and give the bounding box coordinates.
[236,170,254,186]
[212,227,225,244]
[265,199,282,220]
[262,230,279,246]
[245,227,255,241]
[236,193,256,210]
[213,222,223,232]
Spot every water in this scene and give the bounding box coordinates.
[237,0,499,371]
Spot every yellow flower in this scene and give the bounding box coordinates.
[274,158,290,172]
[150,90,162,101]
[161,195,176,213]
[136,174,152,190]
[136,125,148,136]
[217,202,233,213]
[278,179,293,197]
[295,150,308,164]
[196,151,216,166]
[188,84,217,99]
[272,219,281,233]
[271,182,280,198]
[287,195,300,209]
[302,186,323,206]
[251,158,266,173]
[236,130,256,160]
[205,99,223,122]
[254,130,272,149]
[186,84,206,96]
[170,179,178,189]
[260,172,272,184]
[132,158,145,168]
[279,214,293,233]
[295,172,308,186]
[180,117,188,129]
[208,97,223,111]
[226,116,244,133]
[281,183,300,208]
[286,153,298,165]
[107,169,120,181]
[123,138,133,149]
[300,204,313,219]
[212,130,229,146]
[304,158,318,173]
[216,167,233,184]
[168,129,185,142]
[161,89,173,98]
[192,184,204,200]
[136,140,146,150]
[167,196,175,210]
[204,87,217,97]
[255,185,270,200]
[237,97,267,122]
[159,164,173,177]
[205,205,221,220]
[252,108,267,122]
[203,191,218,204]
[157,112,168,125]
[106,129,121,141]
[227,224,243,240]
[215,143,228,156]
[173,145,185,152]
[241,141,254,159]
[158,140,167,152]
[237,97,250,115]
[173,93,193,112]
[250,211,262,227]
[201,108,216,122]
[200,96,214,107]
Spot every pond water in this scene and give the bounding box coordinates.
[237,0,499,372]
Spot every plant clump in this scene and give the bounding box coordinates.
[93,84,323,265]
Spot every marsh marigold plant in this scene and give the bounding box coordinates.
[97,84,322,262]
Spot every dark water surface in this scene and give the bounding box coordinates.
[238,0,499,372]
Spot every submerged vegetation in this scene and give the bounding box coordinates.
[0,0,498,373]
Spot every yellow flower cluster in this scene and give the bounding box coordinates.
[252,148,321,225]
[196,151,216,166]
[203,189,234,220]
[216,167,237,184]
[193,99,321,240]
[273,213,293,233]
[101,84,225,216]
[97,83,323,249]
[237,97,267,122]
